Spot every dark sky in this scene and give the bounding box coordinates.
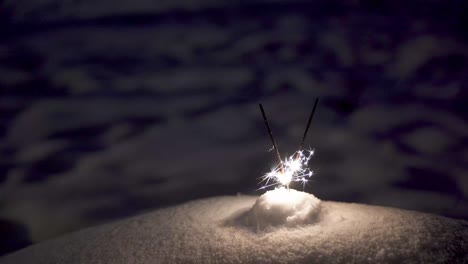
[1,0,467,256]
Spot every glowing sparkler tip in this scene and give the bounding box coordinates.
[260,149,315,190]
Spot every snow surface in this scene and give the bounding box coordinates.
[1,196,467,264]
[242,188,321,230]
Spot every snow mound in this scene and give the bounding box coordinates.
[244,188,321,230]
[1,196,467,264]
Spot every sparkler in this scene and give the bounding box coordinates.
[259,98,319,190]
[259,104,284,173]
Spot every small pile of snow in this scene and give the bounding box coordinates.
[247,188,321,230]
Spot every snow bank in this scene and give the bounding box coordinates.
[241,188,321,230]
[1,195,467,264]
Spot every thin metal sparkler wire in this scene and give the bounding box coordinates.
[259,104,284,172]
[296,97,319,159]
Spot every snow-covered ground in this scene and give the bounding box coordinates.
[1,195,467,263]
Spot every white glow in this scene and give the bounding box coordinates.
[250,187,321,228]
[260,149,314,190]
[261,187,306,205]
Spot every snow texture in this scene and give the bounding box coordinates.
[1,196,467,264]
[241,188,321,230]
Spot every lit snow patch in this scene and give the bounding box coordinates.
[246,187,321,230]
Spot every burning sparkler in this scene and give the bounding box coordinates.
[259,98,319,190]
[259,149,315,189]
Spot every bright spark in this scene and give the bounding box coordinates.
[260,149,314,189]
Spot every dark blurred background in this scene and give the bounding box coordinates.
[1,0,467,257]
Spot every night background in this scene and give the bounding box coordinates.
[1,0,467,257]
